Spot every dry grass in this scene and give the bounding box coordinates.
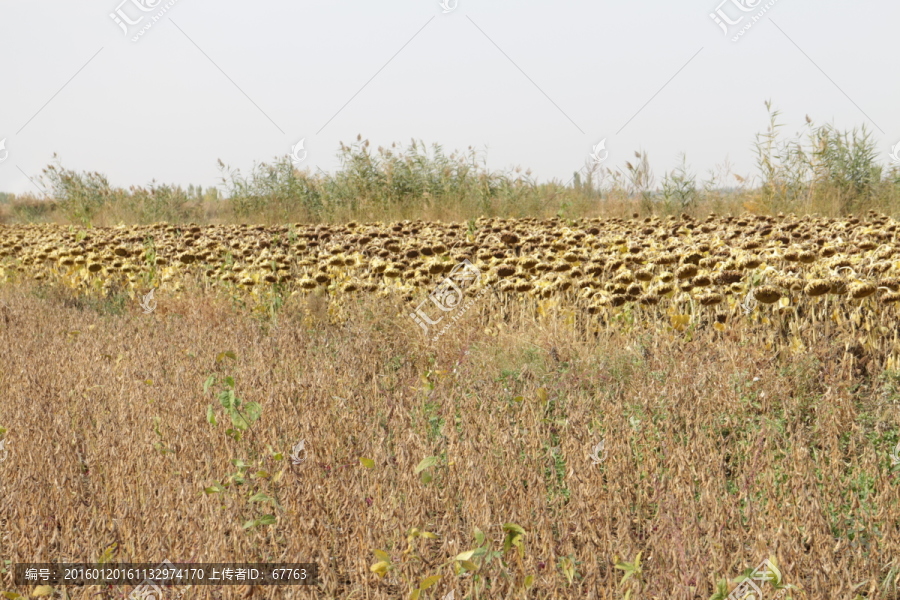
[1,260,900,599]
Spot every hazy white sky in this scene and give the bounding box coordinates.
[0,0,897,196]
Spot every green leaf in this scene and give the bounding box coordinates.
[512,396,524,403]
[230,408,251,431]
[248,492,274,503]
[559,556,576,584]
[373,550,391,563]
[408,589,420,600]
[203,376,216,395]
[224,376,235,389]
[258,514,276,526]
[419,575,441,590]
[460,560,479,572]
[242,401,262,424]
[502,523,526,558]
[216,351,237,363]
[206,404,217,426]
[360,457,375,469]
[415,456,439,474]
[231,459,248,469]
[614,552,643,584]
[420,471,433,484]
[204,482,224,494]
[242,519,259,529]
[218,390,233,409]
[474,527,485,546]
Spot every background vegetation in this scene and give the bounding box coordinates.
[2,103,899,226]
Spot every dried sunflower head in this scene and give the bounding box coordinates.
[849,282,876,299]
[676,264,699,280]
[828,277,848,295]
[753,285,782,304]
[715,270,743,286]
[804,279,831,297]
[697,293,724,306]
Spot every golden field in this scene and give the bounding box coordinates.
[1,212,900,599]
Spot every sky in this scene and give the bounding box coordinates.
[0,0,897,197]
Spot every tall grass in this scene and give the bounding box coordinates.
[26,155,215,226]
[753,100,891,215]
[2,103,899,226]
[219,137,550,223]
